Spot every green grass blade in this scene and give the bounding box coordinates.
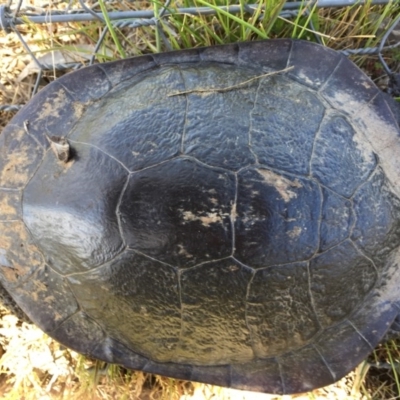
[98,0,126,59]
[194,0,268,39]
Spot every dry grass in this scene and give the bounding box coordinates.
[0,0,400,399]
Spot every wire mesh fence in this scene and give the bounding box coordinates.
[0,0,399,113]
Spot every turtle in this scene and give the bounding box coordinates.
[0,39,400,395]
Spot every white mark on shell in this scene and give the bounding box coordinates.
[287,226,302,239]
[182,210,223,227]
[256,169,302,202]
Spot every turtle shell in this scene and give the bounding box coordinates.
[1,39,400,394]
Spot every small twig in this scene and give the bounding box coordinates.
[168,66,294,97]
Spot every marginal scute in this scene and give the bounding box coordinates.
[143,361,193,381]
[0,189,21,221]
[155,48,201,65]
[320,56,379,115]
[51,311,106,355]
[57,64,111,102]
[178,258,253,364]
[190,364,231,388]
[314,320,373,381]
[98,55,157,88]
[278,345,335,393]
[7,82,82,148]
[67,250,181,363]
[200,43,239,64]
[311,115,377,198]
[23,143,128,274]
[310,240,377,327]
[348,244,400,348]
[288,40,342,89]
[230,359,283,394]
[246,262,320,357]
[0,220,44,285]
[251,78,324,175]
[0,126,44,189]
[238,39,291,71]
[349,299,396,350]
[9,264,79,332]
[93,337,148,369]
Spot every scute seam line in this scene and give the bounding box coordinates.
[46,300,82,336]
[22,120,46,150]
[314,237,350,257]
[277,358,286,394]
[127,248,178,270]
[68,139,131,172]
[285,40,294,70]
[318,182,352,201]
[307,261,322,329]
[309,108,327,178]
[19,138,49,196]
[348,155,380,201]
[348,238,379,276]
[177,67,188,154]
[63,243,127,278]
[347,319,374,350]
[230,256,256,272]
[247,75,261,164]
[312,344,336,382]
[179,255,233,272]
[96,64,116,89]
[317,57,343,94]
[115,174,131,247]
[176,269,184,361]
[230,173,238,256]
[181,155,236,174]
[314,181,324,256]
[244,269,257,358]
[129,156,181,175]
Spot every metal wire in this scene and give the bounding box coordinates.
[0,1,397,28]
[0,0,399,112]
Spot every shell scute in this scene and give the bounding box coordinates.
[0,126,44,189]
[10,264,79,332]
[351,168,400,261]
[98,55,157,87]
[238,39,291,71]
[57,64,111,103]
[278,345,335,393]
[67,250,181,363]
[246,262,320,358]
[251,78,324,175]
[0,189,22,221]
[23,142,128,274]
[310,240,377,328]
[311,115,377,198]
[121,158,235,268]
[0,220,44,285]
[287,40,342,89]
